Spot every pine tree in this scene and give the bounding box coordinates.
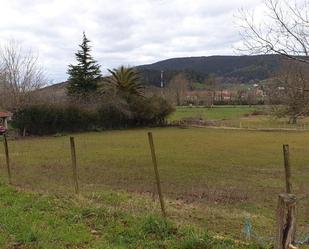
[67,32,101,98]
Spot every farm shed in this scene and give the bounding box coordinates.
[0,112,12,129]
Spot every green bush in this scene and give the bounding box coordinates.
[12,105,97,135]
[97,99,131,129]
[129,96,175,126]
[12,96,174,135]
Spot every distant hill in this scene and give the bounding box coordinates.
[39,55,283,97]
[34,81,68,102]
[136,55,283,86]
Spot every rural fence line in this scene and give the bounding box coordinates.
[3,134,12,185]
[70,136,79,195]
[176,119,309,132]
[1,132,308,249]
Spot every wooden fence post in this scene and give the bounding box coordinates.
[276,193,297,249]
[283,144,292,193]
[3,134,12,184]
[70,137,79,195]
[147,132,166,217]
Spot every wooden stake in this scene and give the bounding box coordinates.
[276,193,297,249]
[70,137,79,195]
[3,134,12,184]
[148,132,166,217]
[283,144,292,193]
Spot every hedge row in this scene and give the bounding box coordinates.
[12,96,174,135]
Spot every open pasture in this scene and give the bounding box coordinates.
[168,105,259,121]
[170,105,309,130]
[0,127,308,241]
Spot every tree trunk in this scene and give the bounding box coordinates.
[176,92,180,106]
[289,116,297,124]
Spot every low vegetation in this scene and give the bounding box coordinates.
[12,96,173,135]
[168,105,309,130]
[0,183,263,249]
[168,105,259,121]
[1,128,308,246]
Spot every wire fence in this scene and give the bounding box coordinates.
[0,131,308,247]
[176,118,309,131]
[244,218,309,247]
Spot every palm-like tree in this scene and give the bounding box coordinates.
[105,66,144,97]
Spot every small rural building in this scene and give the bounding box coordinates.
[0,111,12,129]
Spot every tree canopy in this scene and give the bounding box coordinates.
[104,66,144,98]
[67,32,101,98]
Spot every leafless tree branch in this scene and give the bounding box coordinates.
[237,0,309,64]
[0,40,47,110]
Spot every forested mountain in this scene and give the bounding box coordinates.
[40,55,284,97]
[136,54,283,86]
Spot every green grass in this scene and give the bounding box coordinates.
[0,183,263,249]
[225,115,309,129]
[0,127,309,248]
[168,106,259,121]
[169,105,309,130]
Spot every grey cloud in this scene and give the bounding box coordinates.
[0,0,262,82]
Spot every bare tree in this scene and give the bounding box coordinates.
[167,73,189,106]
[204,74,218,107]
[238,0,309,64]
[0,41,47,110]
[266,61,309,123]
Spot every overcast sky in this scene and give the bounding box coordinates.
[0,0,264,83]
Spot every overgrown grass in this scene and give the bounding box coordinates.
[0,183,264,249]
[0,127,308,246]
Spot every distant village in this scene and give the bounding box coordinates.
[184,84,265,106]
[148,78,267,107]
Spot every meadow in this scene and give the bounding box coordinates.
[168,105,259,121]
[0,183,263,249]
[169,105,309,129]
[0,127,308,248]
[1,106,309,248]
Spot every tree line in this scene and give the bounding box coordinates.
[1,33,174,135]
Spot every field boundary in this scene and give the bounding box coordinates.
[189,125,309,132]
[172,119,309,132]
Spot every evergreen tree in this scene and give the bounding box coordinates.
[67,32,101,98]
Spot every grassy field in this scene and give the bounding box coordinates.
[0,127,308,248]
[169,105,309,129]
[168,106,259,121]
[1,183,261,249]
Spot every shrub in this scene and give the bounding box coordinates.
[12,105,97,135]
[97,97,131,129]
[129,96,175,126]
[12,96,174,135]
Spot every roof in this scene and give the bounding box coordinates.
[0,112,12,118]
